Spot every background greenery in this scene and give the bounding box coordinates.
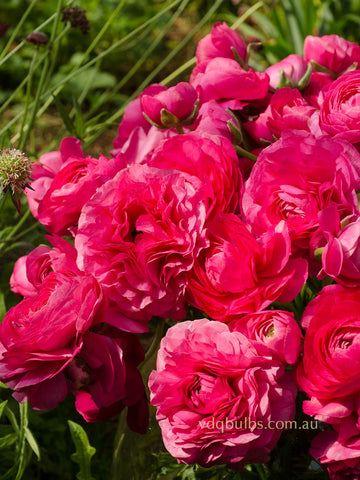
[1,0,360,478]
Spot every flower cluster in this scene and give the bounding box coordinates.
[3,20,360,476]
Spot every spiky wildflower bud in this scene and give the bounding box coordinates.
[0,149,32,213]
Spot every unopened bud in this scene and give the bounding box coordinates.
[26,31,48,45]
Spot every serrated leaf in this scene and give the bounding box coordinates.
[68,420,96,480]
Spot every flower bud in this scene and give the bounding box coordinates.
[141,82,199,129]
[26,31,48,45]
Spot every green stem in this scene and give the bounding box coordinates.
[84,0,190,118]
[18,48,38,148]
[5,0,183,145]
[0,208,31,253]
[110,408,127,480]
[15,402,29,480]
[83,0,126,62]
[0,0,38,62]
[141,318,166,371]
[234,145,258,162]
[85,0,224,147]
[255,463,268,480]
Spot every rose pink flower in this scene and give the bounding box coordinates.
[111,84,166,152]
[304,34,360,75]
[148,133,242,217]
[75,164,209,333]
[303,72,334,108]
[297,284,360,422]
[195,22,247,65]
[113,125,175,165]
[244,88,317,144]
[10,236,78,297]
[318,71,360,147]
[265,54,310,90]
[229,310,303,364]
[241,131,360,256]
[311,417,360,480]
[25,148,64,219]
[67,328,148,431]
[141,82,198,128]
[149,318,297,469]
[190,57,269,103]
[0,271,103,410]
[26,137,126,235]
[192,99,239,141]
[186,214,307,322]
[316,206,360,286]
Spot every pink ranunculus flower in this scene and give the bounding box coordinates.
[26,137,126,235]
[10,236,78,298]
[75,164,209,333]
[304,34,360,75]
[0,271,104,410]
[311,417,360,480]
[265,54,310,90]
[111,84,166,153]
[316,206,360,286]
[67,328,148,432]
[303,72,334,108]
[318,70,360,148]
[141,82,199,128]
[148,133,242,217]
[244,88,317,144]
[190,57,269,103]
[241,131,360,256]
[186,214,307,322]
[149,318,298,469]
[195,21,247,65]
[297,284,360,422]
[192,99,240,142]
[229,310,303,365]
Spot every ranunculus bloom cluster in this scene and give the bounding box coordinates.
[149,319,298,469]
[6,19,360,476]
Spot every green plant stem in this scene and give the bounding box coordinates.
[0,0,38,62]
[255,464,268,480]
[234,145,258,162]
[0,208,31,254]
[85,0,191,118]
[85,0,224,147]
[6,0,183,145]
[15,402,29,480]
[231,1,264,30]
[83,0,126,62]
[19,0,64,151]
[110,408,127,480]
[160,0,264,86]
[141,318,166,371]
[18,49,38,148]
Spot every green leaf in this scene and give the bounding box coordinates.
[24,427,40,460]
[54,96,76,137]
[0,400,8,420]
[0,433,17,449]
[68,420,96,480]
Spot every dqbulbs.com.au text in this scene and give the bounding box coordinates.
[199,418,320,433]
